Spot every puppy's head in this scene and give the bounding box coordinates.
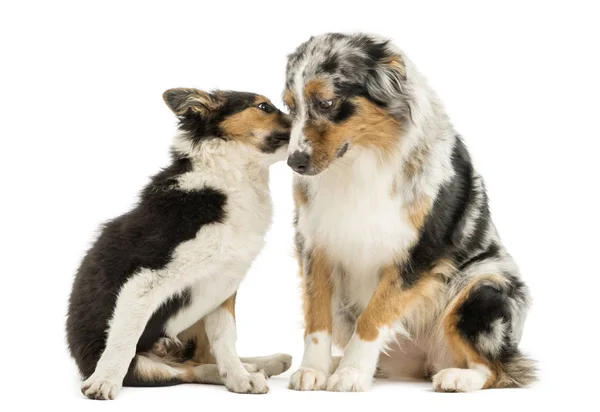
[284,33,412,175]
[163,88,291,163]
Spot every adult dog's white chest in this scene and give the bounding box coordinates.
[297,150,418,309]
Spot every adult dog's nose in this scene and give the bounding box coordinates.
[287,150,310,174]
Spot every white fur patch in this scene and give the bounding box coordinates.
[432,364,491,392]
[289,332,332,391]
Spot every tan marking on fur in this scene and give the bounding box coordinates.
[134,353,179,381]
[177,319,216,364]
[442,275,511,389]
[352,97,402,154]
[303,248,333,336]
[382,55,407,80]
[221,293,237,319]
[296,245,304,278]
[311,337,319,345]
[284,89,296,111]
[135,353,204,383]
[431,258,457,280]
[304,78,335,100]
[356,265,444,341]
[404,143,431,180]
[293,180,310,207]
[303,96,401,173]
[406,196,433,231]
[220,96,275,140]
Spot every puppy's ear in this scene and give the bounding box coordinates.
[163,88,223,116]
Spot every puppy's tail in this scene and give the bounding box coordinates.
[494,349,538,388]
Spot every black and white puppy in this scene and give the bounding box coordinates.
[67,88,291,400]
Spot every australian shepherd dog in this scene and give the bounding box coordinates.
[284,33,536,392]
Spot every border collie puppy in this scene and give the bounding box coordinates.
[283,33,536,392]
[67,88,291,400]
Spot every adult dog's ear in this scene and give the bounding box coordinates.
[363,40,415,121]
[163,88,223,116]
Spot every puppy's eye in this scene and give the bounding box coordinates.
[318,99,334,110]
[257,102,275,113]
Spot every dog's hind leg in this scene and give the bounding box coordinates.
[124,353,262,386]
[432,274,536,392]
[239,354,292,377]
[204,294,270,393]
[175,316,292,379]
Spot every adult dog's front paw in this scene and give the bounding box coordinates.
[81,375,121,400]
[326,367,372,392]
[289,367,328,391]
[224,370,269,394]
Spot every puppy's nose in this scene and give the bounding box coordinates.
[287,151,310,174]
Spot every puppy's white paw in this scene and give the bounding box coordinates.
[81,375,121,400]
[223,370,269,394]
[289,367,328,391]
[326,367,372,392]
[432,368,487,393]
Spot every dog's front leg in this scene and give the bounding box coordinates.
[289,248,334,391]
[81,270,189,400]
[204,293,269,394]
[326,264,433,392]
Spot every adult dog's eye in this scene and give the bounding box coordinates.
[318,99,334,110]
[257,102,275,113]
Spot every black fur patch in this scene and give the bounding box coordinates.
[456,285,511,357]
[458,242,500,271]
[400,137,475,287]
[320,53,339,74]
[259,131,290,153]
[331,100,355,123]
[136,290,192,353]
[66,155,227,380]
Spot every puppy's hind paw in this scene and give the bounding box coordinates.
[151,337,185,358]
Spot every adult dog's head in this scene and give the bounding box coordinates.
[284,33,415,176]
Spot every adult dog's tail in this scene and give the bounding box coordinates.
[494,349,538,388]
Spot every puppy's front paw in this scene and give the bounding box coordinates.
[289,367,328,391]
[81,375,121,400]
[326,367,372,392]
[224,370,269,394]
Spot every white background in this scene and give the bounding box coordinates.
[1,1,599,410]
